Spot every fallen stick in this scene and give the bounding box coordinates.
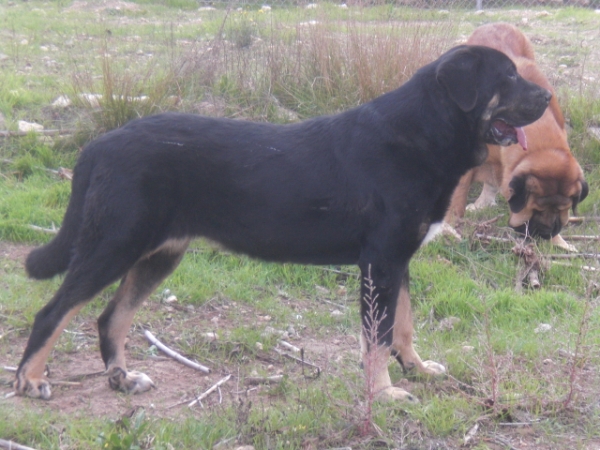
[278,340,300,353]
[188,374,232,408]
[273,347,321,377]
[474,233,513,243]
[527,270,541,289]
[549,253,600,260]
[244,375,284,386]
[564,235,600,241]
[143,329,210,374]
[28,224,59,234]
[552,261,599,272]
[0,439,39,450]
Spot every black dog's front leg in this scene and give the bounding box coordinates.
[358,255,445,402]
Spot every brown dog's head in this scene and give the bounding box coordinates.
[506,151,588,239]
[435,45,552,163]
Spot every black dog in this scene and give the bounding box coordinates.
[16,45,551,401]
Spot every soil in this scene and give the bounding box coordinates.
[0,242,359,419]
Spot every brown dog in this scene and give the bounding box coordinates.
[446,23,588,250]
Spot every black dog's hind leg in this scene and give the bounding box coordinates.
[15,242,145,399]
[98,239,190,394]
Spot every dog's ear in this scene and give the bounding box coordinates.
[508,175,528,213]
[436,47,480,112]
[572,179,589,214]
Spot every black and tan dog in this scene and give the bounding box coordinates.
[16,45,550,402]
[446,24,588,250]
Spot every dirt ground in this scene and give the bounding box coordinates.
[0,242,360,420]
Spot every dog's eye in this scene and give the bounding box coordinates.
[508,72,517,81]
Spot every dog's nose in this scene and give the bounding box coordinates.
[543,89,552,103]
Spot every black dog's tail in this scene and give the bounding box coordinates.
[25,155,93,279]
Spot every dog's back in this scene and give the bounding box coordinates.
[466,23,535,61]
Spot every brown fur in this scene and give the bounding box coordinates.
[446,23,587,245]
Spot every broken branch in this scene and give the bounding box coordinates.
[0,439,39,450]
[244,375,284,386]
[188,374,232,408]
[143,329,210,374]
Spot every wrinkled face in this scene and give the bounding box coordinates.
[436,45,552,157]
[508,174,588,239]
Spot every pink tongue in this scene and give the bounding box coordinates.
[516,127,527,151]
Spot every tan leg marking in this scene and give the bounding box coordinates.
[391,284,445,377]
[360,334,418,403]
[551,234,578,253]
[467,182,498,211]
[16,304,84,399]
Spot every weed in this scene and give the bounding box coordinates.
[97,409,150,450]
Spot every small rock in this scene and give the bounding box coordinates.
[164,295,177,303]
[78,93,102,108]
[210,316,219,324]
[52,95,71,108]
[462,345,475,352]
[330,309,343,317]
[255,342,263,350]
[534,323,552,334]
[203,332,218,341]
[438,316,460,331]
[260,5,271,11]
[20,39,28,45]
[18,120,44,132]
[543,358,553,365]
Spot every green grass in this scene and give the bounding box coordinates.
[0,1,599,449]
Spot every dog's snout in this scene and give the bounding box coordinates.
[543,88,552,104]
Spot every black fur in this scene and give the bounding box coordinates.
[17,45,551,398]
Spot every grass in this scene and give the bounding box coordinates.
[0,1,599,449]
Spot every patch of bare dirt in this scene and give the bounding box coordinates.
[0,242,34,264]
[0,290,361,420]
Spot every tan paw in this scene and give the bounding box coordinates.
[108,368,155,394]
[14,376,52,400]
[376,386,419,403]
[421,360,446,376]
[551,234,578,253]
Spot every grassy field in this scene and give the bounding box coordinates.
[0,1,599,449]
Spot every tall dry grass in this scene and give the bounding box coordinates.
[70,10,458,136]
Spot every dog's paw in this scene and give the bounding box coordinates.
[376,386,420,403]
[421,360,446,376]
[551,234,578,253]
[108,368,155,394]
[14,376,52,400]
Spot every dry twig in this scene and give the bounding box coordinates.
[244,375,284,386]
[188,374,232,408]
[28,224,59,234]
[0,439,39,450]
[143,329,210,374]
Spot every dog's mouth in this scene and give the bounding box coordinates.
[487,119,527,150]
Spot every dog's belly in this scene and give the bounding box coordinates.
[194,218,363,265]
